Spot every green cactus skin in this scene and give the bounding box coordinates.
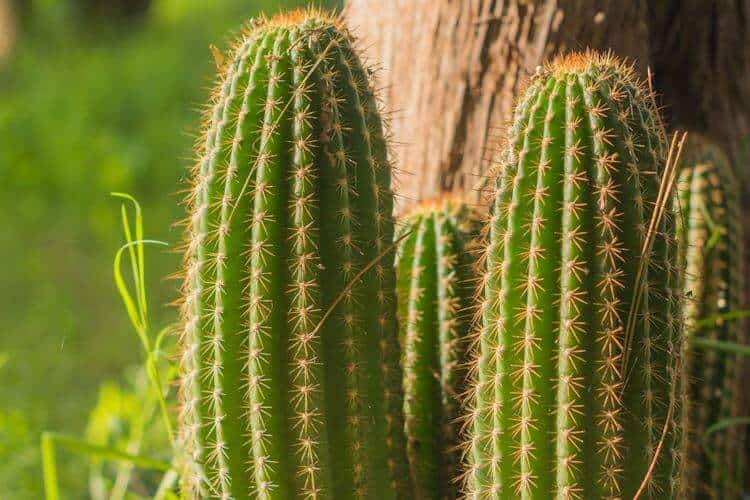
[395,196,482,499]
[464,52,684,499]
[177,10,410,499]
[675,137,747,500]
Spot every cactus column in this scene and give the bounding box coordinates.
[395,196,482,499]
[675,137,747,499]
[464,52,683,499]
[177,10,410,499]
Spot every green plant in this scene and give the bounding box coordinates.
[84,365,176,500]
[675,136,747,499]
[464,52,685,499]
[394,196,482,499]
[177,9,410,499]
[42,194,177,500]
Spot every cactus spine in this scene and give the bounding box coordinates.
[675,137,746,499]
[464,52,684,499]
[395,196,482,499]
[177,10,410,499]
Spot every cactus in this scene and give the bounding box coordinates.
[395,196,482,499]
[464,52,684,499]
[177,10,410,499]
[675,136,747,499]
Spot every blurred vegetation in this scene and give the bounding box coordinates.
[0,0,335,497]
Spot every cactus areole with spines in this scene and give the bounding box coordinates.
[464,52,683,499]
[676,137,746,499]
[395,196,482,499]
[177,10,410,499]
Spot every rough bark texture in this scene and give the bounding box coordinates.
[346,0,750,206]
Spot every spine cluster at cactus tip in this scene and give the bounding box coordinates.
[675,136,747,499]
[395,196,482,499]
[464,52,684,499]
[177,10,410,499]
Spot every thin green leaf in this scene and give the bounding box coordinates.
[694,309,750,330]
[112,193,148,330]
[41,433,60,500]
[153,324,175,360]
[113,239,166,348]
[113,237,174,443]
[689,336,750,356]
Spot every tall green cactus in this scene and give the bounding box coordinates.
[395,196,482,499]
[464,52,684,499]
[177,10,410,499]
[675,136,747,499]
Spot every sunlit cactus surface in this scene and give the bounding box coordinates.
[177,9,410,499]
[464,51,684,499]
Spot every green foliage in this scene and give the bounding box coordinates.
[675,136,747,499]
[41,194,177,500]
[0,1,328,498]
[0,405,36,495]
[465,52,683,499]
[395,196,482,499]
[177,10,409,499]
[85,370,172,499]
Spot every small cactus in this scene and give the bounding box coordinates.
[464,52,684,499]
[177,10,410,499]
[395,196,482,499]
[675,136,747,499]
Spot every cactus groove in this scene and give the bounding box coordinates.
[395,196,482,499]
[464,52,684,499]
[177,10,410,499]
[675,136,747,499]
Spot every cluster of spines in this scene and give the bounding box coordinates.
[463,51,683,499]
[395,196,483,499]
[675,137,747,499]
[176,10,410,499]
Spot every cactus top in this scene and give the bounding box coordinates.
[177,9,410,500]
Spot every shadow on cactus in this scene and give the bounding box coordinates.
[176,8,411,499]
[674,136,748,499]
[395,196,483,499]
[463,51,686,499]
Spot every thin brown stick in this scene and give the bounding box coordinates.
[309,231,411,338]
[633,350,680,499]
[621,131,687,375]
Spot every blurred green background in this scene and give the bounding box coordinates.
[0,0,336,497]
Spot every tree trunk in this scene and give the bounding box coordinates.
[346,0,750,206]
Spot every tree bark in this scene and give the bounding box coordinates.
[346,0,750,206]
[648,1,750,176]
